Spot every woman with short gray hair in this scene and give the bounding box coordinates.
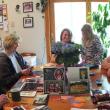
[0,34,32,94]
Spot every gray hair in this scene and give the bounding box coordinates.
[3,35,20,49]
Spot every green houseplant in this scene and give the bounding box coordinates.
[90,3,110,59]
[51,42,81,67]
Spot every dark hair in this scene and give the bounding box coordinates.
[60,28,72,42]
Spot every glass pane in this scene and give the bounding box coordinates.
[91,2,110,56]
[54,2,86,44]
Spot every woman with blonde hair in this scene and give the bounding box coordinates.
[0,34,32,93]
[81,23,103,65]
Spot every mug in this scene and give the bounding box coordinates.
[11,89,21,102]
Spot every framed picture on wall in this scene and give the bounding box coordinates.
[23,17,33,28]
[23,2,33,13]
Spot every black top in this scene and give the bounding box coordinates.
[0,52,27,93]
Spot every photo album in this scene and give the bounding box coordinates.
[67,67,90,94]
[43,67,65,94]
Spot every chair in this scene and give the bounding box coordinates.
[21,52,37,66]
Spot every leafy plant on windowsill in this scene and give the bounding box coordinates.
[89,3,110,59]
[52,42,81,67]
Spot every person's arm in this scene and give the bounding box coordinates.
[93,36,103,62]
[80,47,86,64]
[15,52,29,69]
[0,62,22,91]
[0,55,32,93]
[50,42,58,63]
[50,54,57,63]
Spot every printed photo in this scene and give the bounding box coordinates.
[79,68,88,79]
[44,80,64,94]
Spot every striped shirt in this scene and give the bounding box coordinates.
[81,35,103,65]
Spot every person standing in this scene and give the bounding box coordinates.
[81,23,103,65]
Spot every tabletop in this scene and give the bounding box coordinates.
[4,66,109,110]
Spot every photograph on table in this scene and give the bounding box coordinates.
[43,67,65,81]
[44,80,65,94]
[67,67,89,82]
[79,68,88,79]
[11,105,26,110]
[69,81,90,94]
[33,94,49,105]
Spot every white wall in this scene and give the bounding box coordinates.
[0,0,47,65]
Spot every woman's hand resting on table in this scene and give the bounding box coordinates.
[0,94,8,108]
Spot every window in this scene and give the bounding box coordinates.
[54,2,86,44]
[91,2,110,56]
[45,0,110,62]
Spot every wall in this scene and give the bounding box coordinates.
[0,0,47,65]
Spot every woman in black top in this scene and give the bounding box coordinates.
[0,35,32,93]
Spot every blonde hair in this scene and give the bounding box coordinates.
[81,23,95,47]
[3,35,20,49]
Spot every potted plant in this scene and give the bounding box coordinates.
[51,42,81,67]
[90,3,110,59]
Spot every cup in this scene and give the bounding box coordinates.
[11,89,21,102]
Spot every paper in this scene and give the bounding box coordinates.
[70,108,98,110]
[20,91,36,97]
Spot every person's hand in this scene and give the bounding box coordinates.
[0,94,8,108]
[21,67,33,76]
[107,68,110,77]
[101,58,110,69]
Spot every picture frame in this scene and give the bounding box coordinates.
[43,67,65,94]
[23,17,33,28]
[23,2,33,13]
[69,81,90,94]
[79,68,88,80]
[44,80,65,94]
[44,67,65,81]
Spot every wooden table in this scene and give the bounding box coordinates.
[4,67,107,110]
[4,95,96,110]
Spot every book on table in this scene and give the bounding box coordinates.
[33,94,49,105]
